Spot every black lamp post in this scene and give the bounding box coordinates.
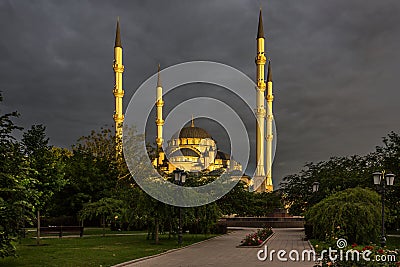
[373,171,395,247]
[174,169,186,246]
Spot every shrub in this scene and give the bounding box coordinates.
[306,187,381,244]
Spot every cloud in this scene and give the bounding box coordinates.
[1,0,400,186]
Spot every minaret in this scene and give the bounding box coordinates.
[255,10,267,187]
[113,18,124,142]
[265,60,274,192]
[155,64,165,165]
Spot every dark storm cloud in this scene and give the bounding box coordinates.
[1,0,399,186]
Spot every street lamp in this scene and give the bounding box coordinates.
[312,182,320,193]
[173,169,186,246]
[372,171,395,247]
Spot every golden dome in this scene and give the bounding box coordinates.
[176,126,211,139]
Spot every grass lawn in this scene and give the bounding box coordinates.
[22,227,147,237]
[0,233,217,267]
[78,228,147,236]
[387,236,400,249]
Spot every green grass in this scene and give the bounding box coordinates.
[80,228,147,236]
[22,227,147,238]
[387,236,400,249]
[0,233,216,267]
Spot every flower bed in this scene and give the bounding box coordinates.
[313,241,400,267]
[239,227,273,247]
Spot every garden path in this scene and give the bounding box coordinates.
[114,228,316,267]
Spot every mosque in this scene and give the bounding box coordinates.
[112,10,274,192]
[152,65,243,174]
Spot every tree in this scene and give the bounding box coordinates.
[217,180,282,217]
[280,131,400,234]
[21,125,66,245]
[79,197,123,237]
[280,155,377,215]
[375,131,400,230]
[50,127,122,224]
[306,187,381,244]
[0,93,30,257]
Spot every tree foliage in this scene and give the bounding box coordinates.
[306,187,381,244]
[375,132,400,230]
[0,94,25,258]
[280,155,377,216]
[0,93,30,257]
[21,125,67,211]
[281,132,400,223]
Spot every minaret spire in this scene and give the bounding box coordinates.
[115,18,122,48]
[155,64,165,166]
[265,59,274,192]
[257,9,264,39]
[267,60,272,82]
[155,64,164,149]
[254,8,269,192]
[113,18,125,150]
[191,115,194,127]
[157,63,162,87]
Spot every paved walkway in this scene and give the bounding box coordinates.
[116,228,316,267]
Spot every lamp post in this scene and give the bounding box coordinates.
[373,171,395,247]
[174,169,186,246]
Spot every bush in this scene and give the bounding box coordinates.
[304,223,313,240]
[306,187,381,244]
[211,219,227,234]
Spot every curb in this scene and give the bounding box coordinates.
[112,231,237,267]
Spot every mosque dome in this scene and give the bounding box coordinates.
[177,126,212,139]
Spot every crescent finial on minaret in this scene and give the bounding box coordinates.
[115,18,122,48]
[257,9,264,39]
[267,60,272,82]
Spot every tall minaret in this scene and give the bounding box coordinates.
[113,18,125,141]
[155,64,165,165]
[255,10,267,185]
[265,61,274,192]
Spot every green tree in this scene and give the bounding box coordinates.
[280,131,399,234]
[79,197,123,237]
[306,187,381,244]
[50,127,121,223]
[375,131,400,230]
[281,155,377,215]
[21,125,66,245]
[0,93,30,257]
[217,180,282,216]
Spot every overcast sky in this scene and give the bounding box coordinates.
[1,0,400,187]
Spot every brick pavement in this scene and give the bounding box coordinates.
[115,228,316,267]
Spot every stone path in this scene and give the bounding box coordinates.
[115,228,316,267]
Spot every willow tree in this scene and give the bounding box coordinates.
[306,187,381,244]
